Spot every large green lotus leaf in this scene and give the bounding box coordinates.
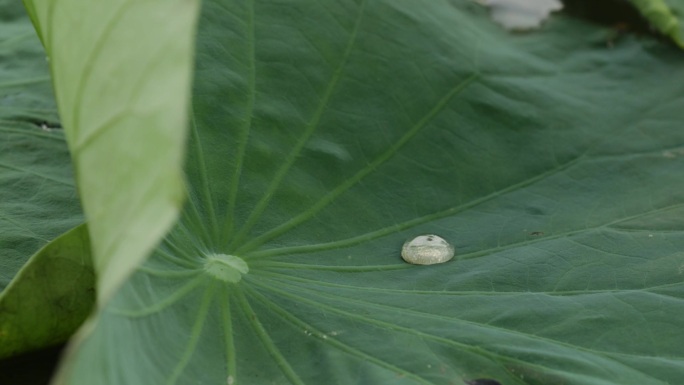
[0,224,93,359]
[0,0,81,292]
[56,1,684,384]
[21,0,200,302]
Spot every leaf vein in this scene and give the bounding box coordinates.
[229,0,368,249]
[237,71,480,254]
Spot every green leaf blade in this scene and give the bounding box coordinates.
[22,0,201,302]
[0,224,94,359]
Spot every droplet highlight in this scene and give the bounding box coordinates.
[401,234,454,265]
[204,253,249,283]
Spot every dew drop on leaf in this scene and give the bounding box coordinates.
[401,234,455,265]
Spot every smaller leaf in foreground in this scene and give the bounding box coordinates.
[21,0,201,303]
[0,224,94,359]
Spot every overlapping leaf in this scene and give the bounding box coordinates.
[0,225,93,359]
[54,1,684,384]
[22,0,200,302]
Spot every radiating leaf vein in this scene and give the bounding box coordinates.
[236,71,480,254]
[236,287,306,385]
[222,0,257,243]
[229,0,368,249]
[167,283,216,385]
[242,283,436,385]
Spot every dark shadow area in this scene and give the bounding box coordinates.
[0,344,64,385]
[564,0,650,28]
[466,379,503,385]
[563,0,665,39]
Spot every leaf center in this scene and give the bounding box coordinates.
[203,253,249,283]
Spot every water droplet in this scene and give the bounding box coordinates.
[204,253,248,283]
[401,234,455,265]
[227,375,235,385]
